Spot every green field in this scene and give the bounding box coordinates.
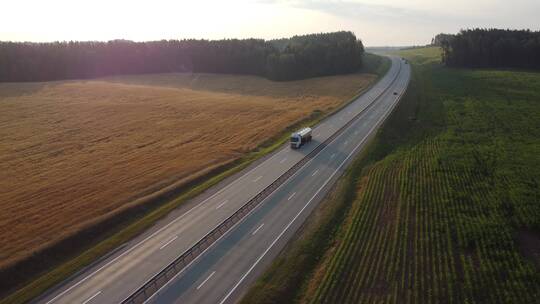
[242,47,540,303]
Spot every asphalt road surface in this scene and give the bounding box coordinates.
[38,56,410,304]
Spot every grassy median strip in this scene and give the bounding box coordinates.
[0,54,390,304]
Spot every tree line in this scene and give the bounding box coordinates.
[431,33,454,47]
[441,29,540,69]
[0,31,364,82]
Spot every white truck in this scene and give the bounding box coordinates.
[290,127,312,149]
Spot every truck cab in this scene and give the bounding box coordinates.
[290,134,302,149]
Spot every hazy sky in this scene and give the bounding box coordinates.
[2,0,539,46]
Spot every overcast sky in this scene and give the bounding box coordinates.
[2,0,539,46]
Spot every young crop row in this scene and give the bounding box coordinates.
[303,135,539,304]
[292,49,540,304]
[299,51,540,304]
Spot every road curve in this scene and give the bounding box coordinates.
[37,56,410,304]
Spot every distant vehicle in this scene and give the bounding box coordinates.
[393,92,398,95]
[290,127,312,149]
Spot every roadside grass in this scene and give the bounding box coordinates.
[0,54,390,304]
[360,52,391,76]
[241,47,540,303]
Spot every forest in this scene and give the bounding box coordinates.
[0,31,364,82]
[442,29,540,69]
[431,33,454,46]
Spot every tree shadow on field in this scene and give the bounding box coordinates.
[100,72,368,99]
[0,81,58,99]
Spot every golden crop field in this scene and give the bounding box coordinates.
[0,72,375,270]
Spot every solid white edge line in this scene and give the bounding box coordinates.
[196,271,216,290]
[218,58,408,304]
[81,291,101,304]
[252,224,265,236]
[159,236,178,250]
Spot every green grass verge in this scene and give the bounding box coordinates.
[360,52,392,76]
[241,46,540,303]
[0,53,390,304]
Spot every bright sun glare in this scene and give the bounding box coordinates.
[2,0,334,42]
[2,0,540,45]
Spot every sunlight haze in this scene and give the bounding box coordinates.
[2,0,540,45]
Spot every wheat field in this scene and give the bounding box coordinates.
[0,72,375,270]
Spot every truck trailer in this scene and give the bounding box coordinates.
[290,127,312,149]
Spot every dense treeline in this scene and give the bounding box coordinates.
[267,32,364,80]
[431,33,454,47]
[0,31,364,82]
[442,29,540,69]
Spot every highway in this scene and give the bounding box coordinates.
[37,56,410,304]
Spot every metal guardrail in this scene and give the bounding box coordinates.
[121,60,403,304]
